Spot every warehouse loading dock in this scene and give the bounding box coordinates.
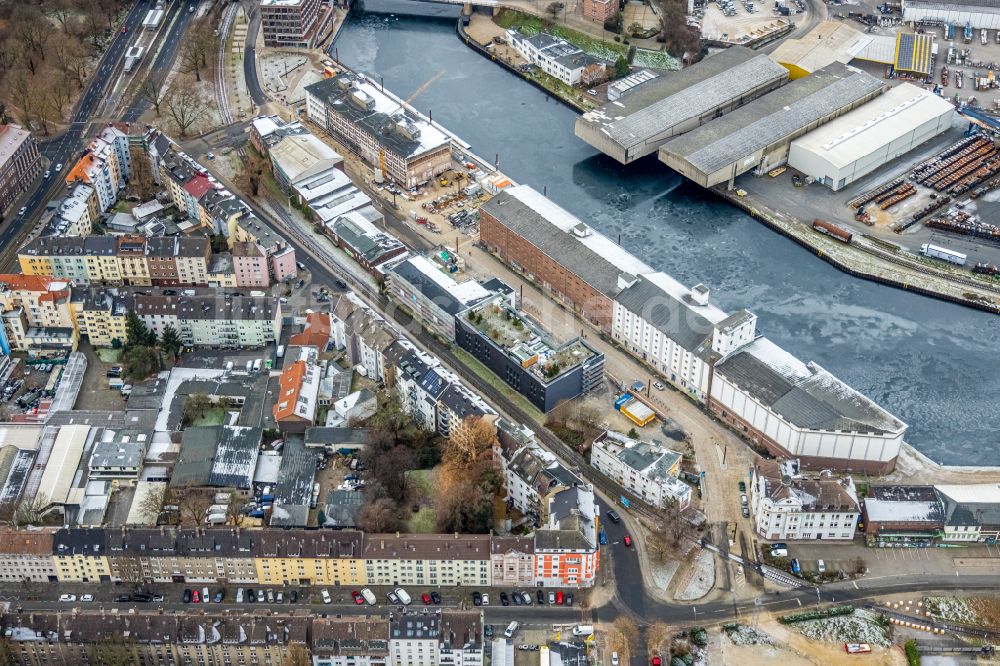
[574,46,789,164]
[658,63,886,189]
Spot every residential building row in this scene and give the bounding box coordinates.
[0,527,597,588]
[64,124,132,213]
[750,460,1000,546]
[1,608,485,666]
[861,483,1000,546]
[0,276,282,354]
[478,184,907,474]
[0,124,43,215]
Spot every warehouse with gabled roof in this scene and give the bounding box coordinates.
[659,63,886,188]
[575,46,789,164]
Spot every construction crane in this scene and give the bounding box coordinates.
[376,148,388,184]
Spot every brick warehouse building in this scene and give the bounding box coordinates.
[478,185,650,332]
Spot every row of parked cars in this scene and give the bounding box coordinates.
[473,590,573,607]
[60,592,164,603]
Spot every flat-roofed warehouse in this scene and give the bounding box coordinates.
[903,0,1000,30]
[574,46,789,164]
[659,63,886,188]
[788,83,956,191]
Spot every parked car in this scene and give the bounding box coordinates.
[606,510,621,523]
[59,594,76,602]
[537,590,545,605]
[422,593,432,605]
[192,590,200,603]
[512,592,522,605]
[481,593,490,606]
[611,652,620,666]
[245,588,254,603]
[55,163,62,171]
[499,592,509,606]
[547,591,555,605]
[742,507,750,518]
[117,594,132,603]
[321,589,332,604]
[653,381,665,390]
[266,590,274,603]
[290,590,298,603]
[430,591,441,605]
[504,621,519,638]
[521,592,532,605]
[623,535,632,547]
[791,558,801,574]
[387,591,400,605]
[740,494,749,506]
[817,559,826,574]
[203,588,210,603]
[213,590,224,603]
[257,589,265,603]
[183,589,192,603]
[472,591,482,606]
[81,594,94,602]
[352,590,364,604]
[565,592,574,606]
[556,590,564,605]
[17,207,26,217]
[394,588,411,605]
[133,593,152,603]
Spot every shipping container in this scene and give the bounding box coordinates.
[920,243,967,265]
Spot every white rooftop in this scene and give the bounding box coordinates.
[791,83,955,169]
[935,483,1000,504]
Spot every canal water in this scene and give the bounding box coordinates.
[334,3,1000,465]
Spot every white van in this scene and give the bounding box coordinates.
[361,588,377,605]
[226,361,234,372]
[236,588,245,603]
[504,621,519,638]
[252,359,262,372]
[817,559,826,573]
[571,625,594,637]
[395,587,412,605]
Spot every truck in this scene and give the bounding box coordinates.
[920,243,967,265]
[361,588,377,605]
[964,22,973,43]
[394,588,412,605]
[109,378,124,390]
[276,345,285,359]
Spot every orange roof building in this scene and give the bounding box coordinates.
[289,312,332,349]
[273,347,321,432]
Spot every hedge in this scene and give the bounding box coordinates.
[905,640,921,666]
[778,605,855,624]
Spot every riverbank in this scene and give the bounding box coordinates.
[717,189,1000,315]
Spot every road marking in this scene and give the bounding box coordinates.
[853,581,859,589]
[796,598,802,606]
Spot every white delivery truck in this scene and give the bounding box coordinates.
[571,625,594,637]
[395,588,412,605]
[920,243,967,266]
[361,588,377,605]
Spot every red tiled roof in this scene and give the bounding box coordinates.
[183,173,213,200]
[289,312,332,348]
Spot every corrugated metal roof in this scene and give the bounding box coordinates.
[662,63,885,175]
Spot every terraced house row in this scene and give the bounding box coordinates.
[2,609,485,666]
[0,275,282,353]
[0,525,599,588]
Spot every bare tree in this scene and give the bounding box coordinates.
[647,621,671,658]
[127,146,156,200]
[85,637,139,666]
[164,87,210,137]
[179,21,216,82]
[12,6,49,75]
[114,554,145,591]
[135,484,168,525]
[234,147,270,197]
[6,67,34,125]
[137,74,167,117]
[178,491,211,526]
[358,497,402,533]
[50,0,75,35]
[14,493,49,527]
[281,644,311,666]
[226,492,247,527]
[18,577,40,601]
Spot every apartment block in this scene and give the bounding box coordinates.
[133,289,282,348]
[591,430,691,510]
[253,529,365,586]
[273,346,322,433]
[750,459,860,542]
[0,274,76,355]
[52,528,112,583]
[105,528,258,584]
[583,0,620,22]
[260,0,325,47]
[0,124,42,214]
[363,534,492,587]
[65,125,131,213]
[389,612,484,666]
[306,73,452,189]
[0,529,57,583]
